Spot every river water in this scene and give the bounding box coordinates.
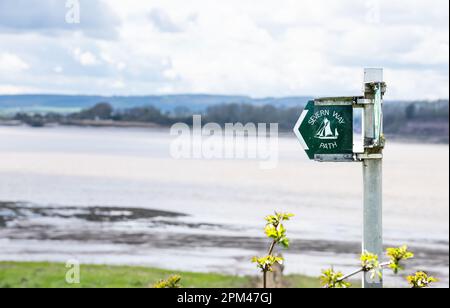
[0,126,448,287]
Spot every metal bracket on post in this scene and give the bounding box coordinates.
[357,153,383,160]
[355,98,373,106]
[315,154,356,162]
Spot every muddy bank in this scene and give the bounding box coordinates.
[1,201,448,263]
[0,202,185,223]
[1,201,448,286]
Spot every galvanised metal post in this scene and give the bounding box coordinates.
[362,68,386,288]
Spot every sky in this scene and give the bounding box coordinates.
[0,0,448,100]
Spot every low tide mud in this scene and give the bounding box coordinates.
[0,201,448,287]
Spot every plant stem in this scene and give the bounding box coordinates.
[337,261,393,283]
[338,268,364,282]
[268,241,276,256]
[262,240,277,289]
[262,220,281,289]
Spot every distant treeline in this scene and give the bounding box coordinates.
[10,102,303,130]
[6,99,450,142]
[383,100,448,142]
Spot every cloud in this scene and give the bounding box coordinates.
[0,0,448,99]
[0,84,36,94]
[53,66,63,73]
[148,8,182,33]
[148,8,198,33]
[0,0,120,39]
[0,53,30,73]
[73,48,99,66]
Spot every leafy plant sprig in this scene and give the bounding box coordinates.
[387,245,414,274]
[407,271,438,288]
[361,251,382,281]
[320,246,435,288]
[153,275,182,288]
[252,212,294,288]
[320,268,352,289]
[251,256,284,273]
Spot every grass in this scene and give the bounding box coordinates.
[283,274,321,288]
[0,262,321,288]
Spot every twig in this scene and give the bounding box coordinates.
[338,268,364,282]
[263,240,277,288]
[337,261,392,283]
[263,221,279,289]
[268,241,276,256]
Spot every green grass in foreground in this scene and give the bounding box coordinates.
[0,262,320,288]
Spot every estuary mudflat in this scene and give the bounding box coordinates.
[0,126,448,287]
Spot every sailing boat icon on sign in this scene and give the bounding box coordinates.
[315,118,339,140]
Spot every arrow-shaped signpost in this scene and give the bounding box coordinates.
[294,68,386,288]
[294,98,355,162]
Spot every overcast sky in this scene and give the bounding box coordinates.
[0,0,448,100]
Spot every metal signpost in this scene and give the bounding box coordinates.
[294,98,355,162]
[293,68,386,288]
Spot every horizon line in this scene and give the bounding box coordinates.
[0,93,448,102]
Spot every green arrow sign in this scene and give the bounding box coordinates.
[294,100,354,160]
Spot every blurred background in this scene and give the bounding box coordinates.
[0,0,448,287]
